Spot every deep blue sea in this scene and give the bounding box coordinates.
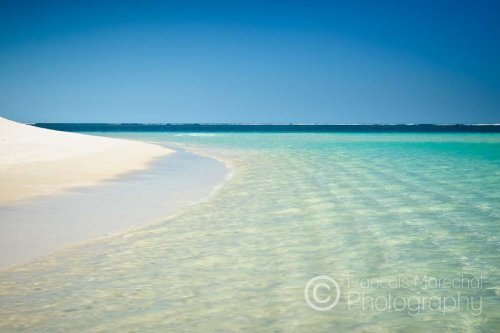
[34,123,500,133]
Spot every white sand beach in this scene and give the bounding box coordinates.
[0,117,172,204]
[0,117,229,268]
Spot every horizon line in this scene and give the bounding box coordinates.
[30,122,500,126]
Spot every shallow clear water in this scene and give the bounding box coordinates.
[0,148,228,268]
[1,132,499,332]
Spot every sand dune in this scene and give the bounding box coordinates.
[0,117,172,204]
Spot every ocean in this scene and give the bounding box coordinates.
[1,125,499,332]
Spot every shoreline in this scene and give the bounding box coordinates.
[0,117,173,204]
[0,146,230,268]
[0,116,231,268]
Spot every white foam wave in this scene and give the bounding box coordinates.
[174,133,218,137]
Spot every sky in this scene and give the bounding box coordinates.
[0,0,499,124]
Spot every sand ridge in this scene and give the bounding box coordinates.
[0,117,173,203]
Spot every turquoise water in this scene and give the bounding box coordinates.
[1,132,499,332]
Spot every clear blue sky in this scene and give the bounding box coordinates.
[0,0,499,123]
